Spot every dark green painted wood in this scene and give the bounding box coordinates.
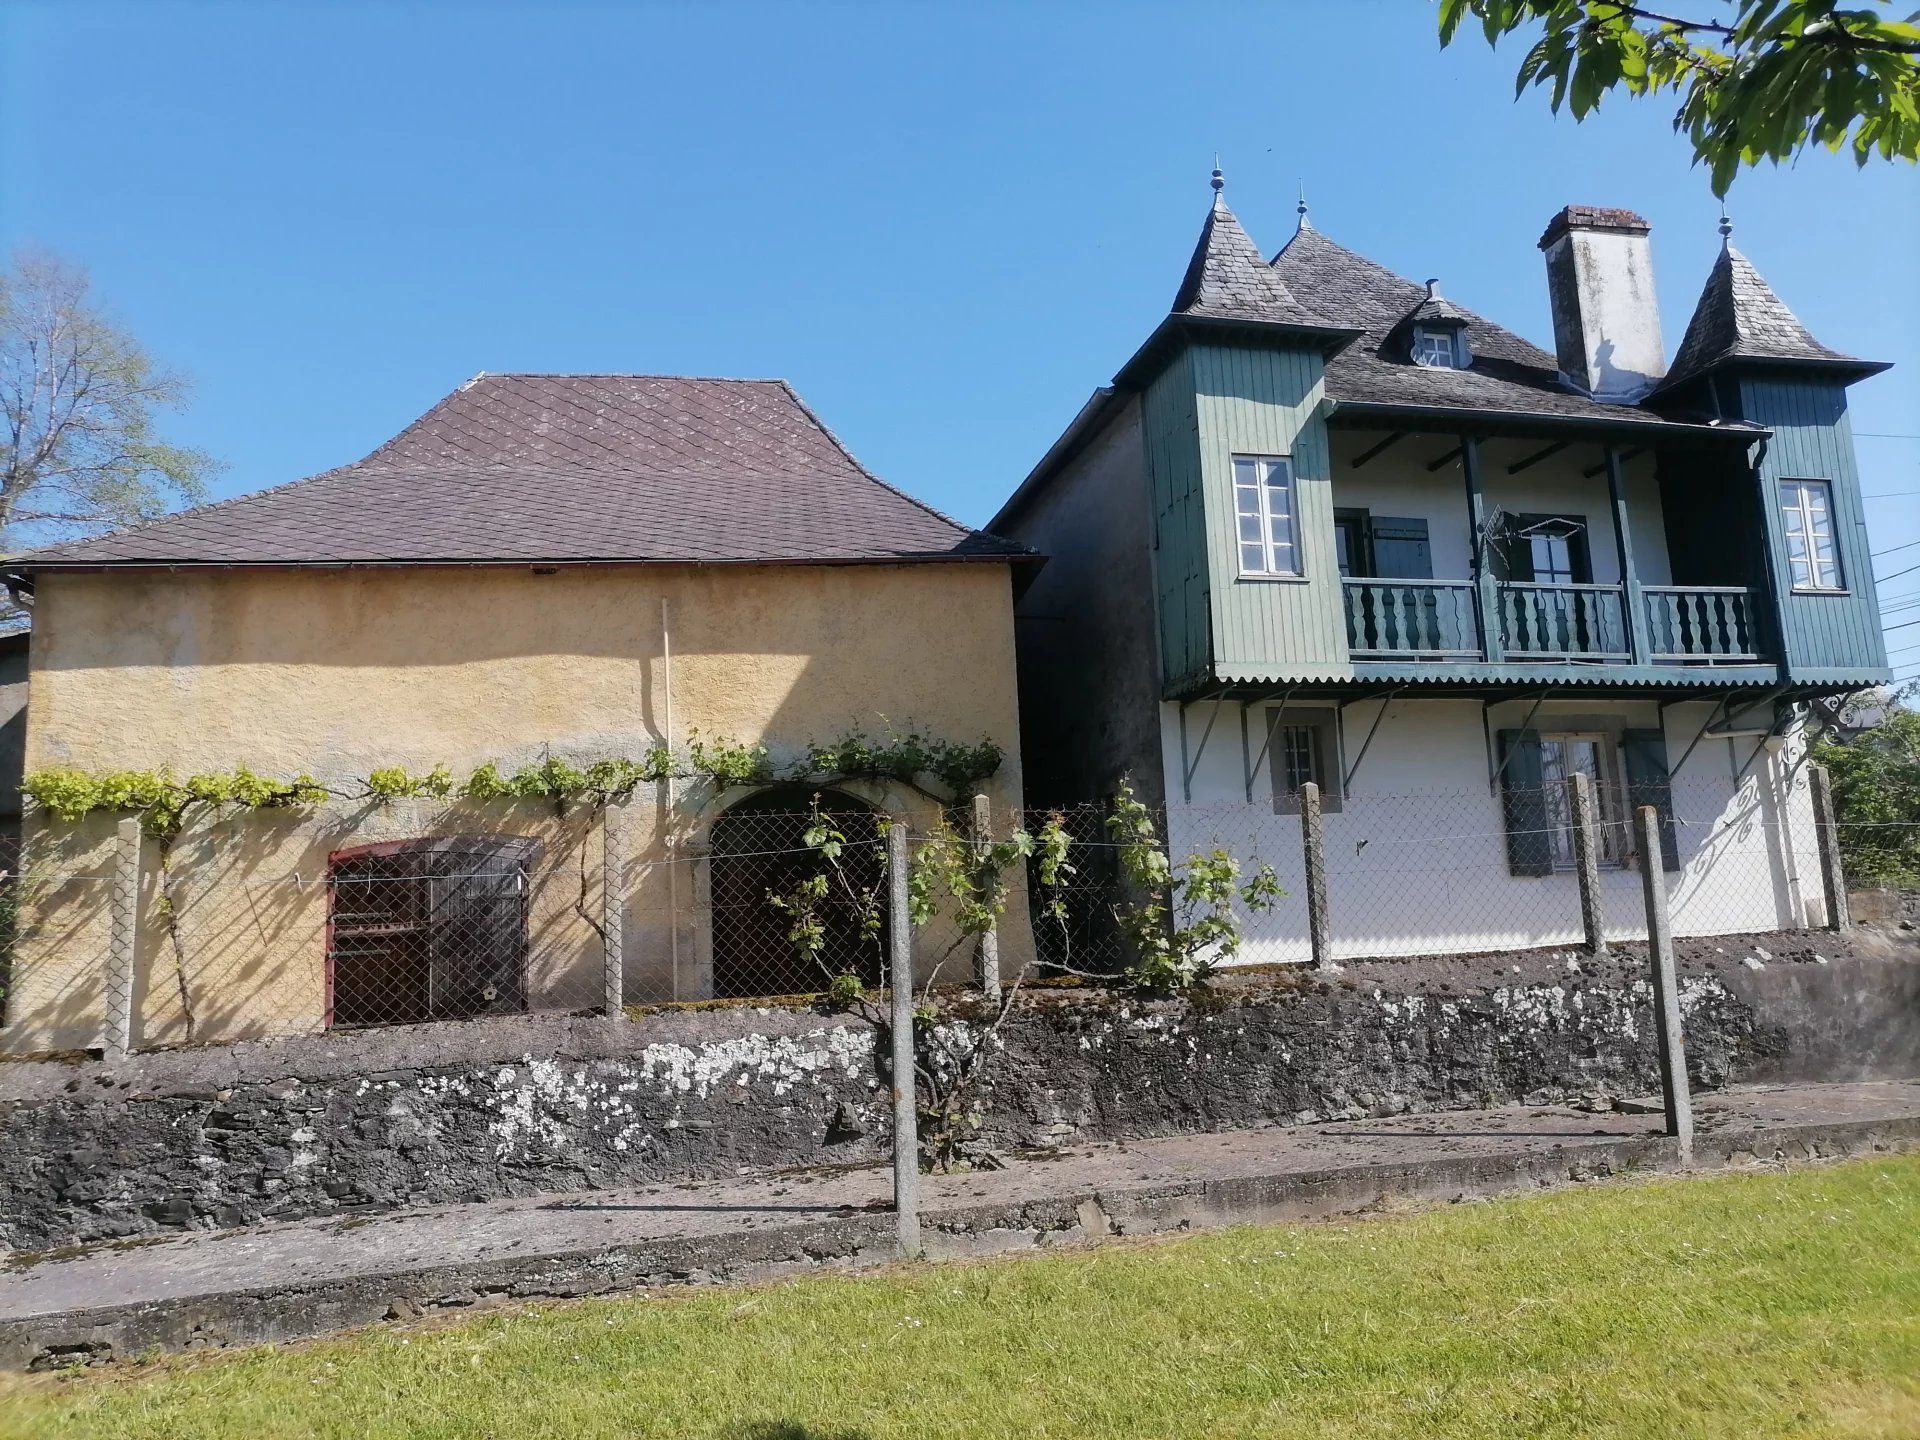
[1735,376,1890,680]
[1496,730,1553,876]
[1189,343,1345,681]
[1141,353,1210,694]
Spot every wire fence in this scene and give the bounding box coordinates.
[0,772,1902,1059]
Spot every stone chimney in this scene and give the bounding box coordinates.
[1538,206,1666,401]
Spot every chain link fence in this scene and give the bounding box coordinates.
[0,768,1899,1059]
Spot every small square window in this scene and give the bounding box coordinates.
[1413,329,1459,368]
[1266,709,1342,814]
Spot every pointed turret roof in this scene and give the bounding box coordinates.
[1661,233,1887,391]
[1170,191,1309,324]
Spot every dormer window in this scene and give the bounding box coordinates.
[1406,279,1471,368]
[1413,328,1461,367]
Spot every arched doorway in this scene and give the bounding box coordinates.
[708,787,890,998]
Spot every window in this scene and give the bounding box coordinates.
[1780,479,1844,591]
[1266,708,1342,814]
[327,837,534,1028]
[1500,727,1676,877]
[1536,735,1623,869]
[1504,514,1592,585]
[1413,328,1460,367]
[1233,455,1299,576]
[1333,508,1372,578]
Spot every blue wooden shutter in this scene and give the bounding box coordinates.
[1622,729,1681,872]
[1497,730,1554,877]
[1369,517,1432,579]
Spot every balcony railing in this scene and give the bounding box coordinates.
[1339,580,1769,666]
[1644,585,1764,662]
[1343,579,1480,657]
[1498,582,1630,661]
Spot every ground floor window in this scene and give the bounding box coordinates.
[1266,708,1343,815]
[1498,726,1677,876]
[1536,734,1624,868]
[327,837,534,1028]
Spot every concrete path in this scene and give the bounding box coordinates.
[4,1079,1916,1370]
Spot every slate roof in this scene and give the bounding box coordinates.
[1171,195,1314,325]
[11,375,1026,570]
[1659,241,1887,391]
[1269,224,1709,430]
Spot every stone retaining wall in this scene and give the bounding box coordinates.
[3,928,1916,1252]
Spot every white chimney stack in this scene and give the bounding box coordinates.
[1538,206,1666,402]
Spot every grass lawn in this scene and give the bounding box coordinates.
[5,1157,1917,1440]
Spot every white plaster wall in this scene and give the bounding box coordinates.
[1159,696,1818,964]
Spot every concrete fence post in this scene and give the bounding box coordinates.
[1809,763,1850,932]
[1636,805,1693,1164]
[601,803,626,1018]
[887,820,921,1259]
[1567,772,1606,956]
[103,817,142,1060]
[1300,781,1332,972]
[971,792,1001,1000]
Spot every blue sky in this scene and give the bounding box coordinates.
[3,1,1916,675]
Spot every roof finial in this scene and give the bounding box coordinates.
[1718,210,1733,242]
[1296,181,1311,230]
[1210,156,1224,195]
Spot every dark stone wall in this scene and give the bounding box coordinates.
[3,929,1915,1252]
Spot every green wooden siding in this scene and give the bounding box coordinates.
[1189,343,1347,682]
[1142,353,1210,692]
[1736,376,1890,681]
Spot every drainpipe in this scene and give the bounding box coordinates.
[662,597,679,1001]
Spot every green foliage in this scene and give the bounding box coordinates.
[1812,706,1920,885]
[23,765,327,837]
[825,970,866,1008]
[364,764,454,801]
[804,728,1004,797]
[1439,0,1920,195]
[687,731,773,788]
[1107,777,1284,992]
[24,726,1006,834]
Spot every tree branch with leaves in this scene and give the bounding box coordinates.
[1440,0,1920,194]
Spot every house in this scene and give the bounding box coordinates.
[1,374,1033,1053]
[992,177,1890,962]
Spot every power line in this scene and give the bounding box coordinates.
[1877,561,1920,586]
[1875,539,1920,559]
[1863,490,1920,500]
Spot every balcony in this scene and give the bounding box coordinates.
[1342,579,1770,667]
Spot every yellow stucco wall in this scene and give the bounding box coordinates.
[4,562,1029,1053]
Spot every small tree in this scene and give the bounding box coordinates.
[1439,1,1920,195]
[1,251,217,587]
[1812,697,1920,886]
[1106,778,1283,991]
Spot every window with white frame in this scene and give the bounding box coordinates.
[1780,478,1844,591]
[1536,734,1623,869]
[1233,455,1299,576]
[1413,328,1460,368]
